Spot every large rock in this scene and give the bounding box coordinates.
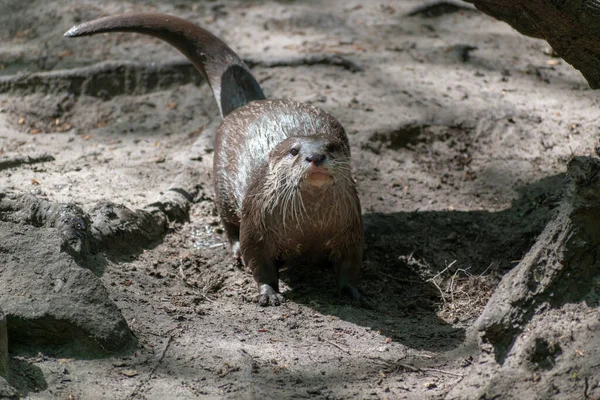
[464,0,600,89]
[0,222,135,356]
[0,193,135,356]
[0,171,201,357]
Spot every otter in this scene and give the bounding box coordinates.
[65,12,364,306]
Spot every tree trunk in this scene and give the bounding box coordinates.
[464,0,600,89]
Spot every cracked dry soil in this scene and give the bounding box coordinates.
[1,1,599,399]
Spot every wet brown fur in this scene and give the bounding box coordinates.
[65,13,364,306]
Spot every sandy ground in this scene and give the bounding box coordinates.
[1,0,598,399]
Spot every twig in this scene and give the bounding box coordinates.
[201,294,215,303]
[396,363,465,377]
[370,356,466,378]
[368,357,393,366]
[0,154,55,171]
[396,363,420,373]
[246,54,363,72]
[426,260,457,308]
[178,260,186,281]
[420,367,465,377]
[428,260,458,283]
[449,267,471,307]
[480,262,495,276]
[379,271,422,284]
[326,340,350,354]
[128,332,175,399]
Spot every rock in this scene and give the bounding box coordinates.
[89,202,168,255]
[91,169,203,254]
[0,193,135,356]
[0,219,135,357]
[0,170,201,357]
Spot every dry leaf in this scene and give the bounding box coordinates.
[57,123,73,132]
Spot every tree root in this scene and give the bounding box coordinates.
[0,54,362,98]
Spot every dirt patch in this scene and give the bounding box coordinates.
[0,0,599,399]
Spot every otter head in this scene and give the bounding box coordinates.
[259,134,356,228]
[267,135,352,191]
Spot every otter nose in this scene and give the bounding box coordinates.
[306,153,326,166]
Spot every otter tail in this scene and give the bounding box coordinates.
[64,12,265,118]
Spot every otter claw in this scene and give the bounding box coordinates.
[258,284,285,307]
[231,242,245,266]
[232,241,241,259]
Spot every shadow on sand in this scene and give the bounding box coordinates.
[280,173,564,352]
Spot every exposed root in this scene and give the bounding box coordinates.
[0,60,202,97]
[0,54,362,98]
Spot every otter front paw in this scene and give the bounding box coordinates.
[257,284,285,307]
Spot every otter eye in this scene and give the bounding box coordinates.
[326,143,337,153]
[289,147,299,156]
